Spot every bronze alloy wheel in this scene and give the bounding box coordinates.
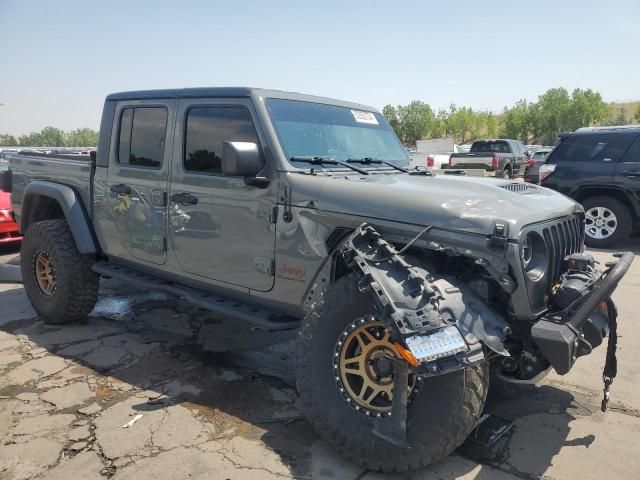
[34,250,56,298]
[334,318,416,415]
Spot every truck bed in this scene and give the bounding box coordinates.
[8,152,95,221]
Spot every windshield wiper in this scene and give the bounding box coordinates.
[347,157,409,173]
[290,156,369,175]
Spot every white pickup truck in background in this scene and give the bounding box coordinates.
[409,138,466,170]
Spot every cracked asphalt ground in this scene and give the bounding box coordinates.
[0,243,639,480]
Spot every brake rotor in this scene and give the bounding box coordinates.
[333,318,418,416]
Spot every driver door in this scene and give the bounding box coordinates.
[168,98,277,291]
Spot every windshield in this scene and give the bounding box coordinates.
[532,151,549,160]
[266,99,409,167]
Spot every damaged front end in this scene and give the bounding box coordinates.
[340,224,509,446]
[338,222,633,447]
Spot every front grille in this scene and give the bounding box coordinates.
[521,213,585,314]
[542,215,585,285]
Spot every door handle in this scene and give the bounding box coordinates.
[620,171,640,178]
[171,192,198,205]
[110,184,132,195]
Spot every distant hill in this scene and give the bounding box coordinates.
[607,101,640,124]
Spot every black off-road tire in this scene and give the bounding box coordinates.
[582,196,632,249]
[21,219,99,324]
[296,276,488,472]
[501,166,512,179]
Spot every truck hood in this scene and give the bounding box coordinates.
[287,172,582,237]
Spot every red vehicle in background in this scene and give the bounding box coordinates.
[0,190,21,245]
[0,153,21,245]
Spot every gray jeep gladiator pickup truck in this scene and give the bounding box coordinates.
[4,88,633,471]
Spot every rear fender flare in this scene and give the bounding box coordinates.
[21,181,97,254]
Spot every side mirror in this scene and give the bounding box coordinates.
[222,142,264,177]
[89,150,97,162]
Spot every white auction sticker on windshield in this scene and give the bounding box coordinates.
[351,110,379,125]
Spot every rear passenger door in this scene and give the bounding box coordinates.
[168,98,276,292]
[102,100,175,265]
[614,133,640,199]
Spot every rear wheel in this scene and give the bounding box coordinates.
[297,276,488,472]
[501,166,512,179]
[21,219,99,324]
[582,196,632,248]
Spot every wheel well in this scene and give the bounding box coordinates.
[23,195,65,231]
[574,188,638,228]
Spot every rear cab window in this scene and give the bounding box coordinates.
[470,141,511,153]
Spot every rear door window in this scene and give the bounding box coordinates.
[550,132,637,163]
[118,107,168,168]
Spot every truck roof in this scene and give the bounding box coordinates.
[574,125,640,134]
[106,87,378,112]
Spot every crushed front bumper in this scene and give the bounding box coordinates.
[531,252,633,375]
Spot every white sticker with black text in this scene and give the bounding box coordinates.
[351,110,379,125]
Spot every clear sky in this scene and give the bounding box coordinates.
[1,0,638,135]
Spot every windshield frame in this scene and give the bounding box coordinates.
[262,97,410,172]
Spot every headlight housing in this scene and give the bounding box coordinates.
[521,232,547,281]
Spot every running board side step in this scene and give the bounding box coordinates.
[92,261,300,331]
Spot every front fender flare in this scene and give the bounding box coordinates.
[22,181,97,254]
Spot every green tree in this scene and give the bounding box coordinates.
[65,128,98,146]
[0,134,18,146]
[634,106,640,124]
[382,105,400,135]
[568,89,609,130]
[501,99,531,142]
[18,132,43,147]
[396,101,434,144]
[485,112,497,138]
[39,127,66,146]
[447,104,475,144]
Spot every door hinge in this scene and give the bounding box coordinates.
[255,257,275,277]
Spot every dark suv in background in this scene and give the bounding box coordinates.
[540,126,640,248]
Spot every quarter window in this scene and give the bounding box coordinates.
[117,107,168,168]
[184,107,259,174]
[620,135,640,163]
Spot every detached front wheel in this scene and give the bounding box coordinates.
[297,276,488,472]
[21,219,99,324]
